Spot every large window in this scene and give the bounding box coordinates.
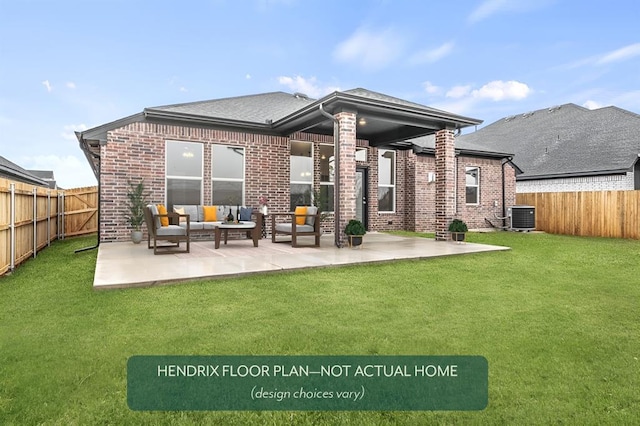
[466,167,480,204]
[290,141,313,211]
[166,140,203,210]
[378,150,395,212]
[319,144,334,212]
[212,144,245,205]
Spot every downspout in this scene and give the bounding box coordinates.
[75,139,102,253]
[501,156,514,229]
[319,103,341,247]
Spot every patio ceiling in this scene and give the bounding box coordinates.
[273,89,483,147]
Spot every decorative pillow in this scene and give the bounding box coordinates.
[305,206,318,226]
[174,207,186,223]
[294,206,307,225]
[203,205,217,222]
[240,207,252,221]
[157,204,169,227]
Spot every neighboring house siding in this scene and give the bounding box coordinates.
[517,172,634,193]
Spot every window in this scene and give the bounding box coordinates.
[466,167,480,204]
[290,141,313,211]
[165,141,203,210]
[319,144,334,212]
[378,150,395,212]
[212,145,244,205]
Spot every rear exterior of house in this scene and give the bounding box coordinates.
[78,89,517,244]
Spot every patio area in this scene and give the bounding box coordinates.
[93,232,510,289]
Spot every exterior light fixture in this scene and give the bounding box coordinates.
[358,117,367,126]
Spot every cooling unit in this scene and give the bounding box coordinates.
[508,205,536,231]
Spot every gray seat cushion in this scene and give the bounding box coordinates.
[305,206,318,226]
[156,225,187,236]
[275,223,315,233]
[182,222,203,230]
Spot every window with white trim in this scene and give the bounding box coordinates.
[212,144,245,205]
[165,140,203,210]
[290,141,313,211]
[466,167,480,204]
[378,149,395,212]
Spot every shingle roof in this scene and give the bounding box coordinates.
[147,91,315,124]
[0,156,49,186]
[457,103,640,179]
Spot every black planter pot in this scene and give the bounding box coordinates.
[451,232,466,242]
[348,235,363,247]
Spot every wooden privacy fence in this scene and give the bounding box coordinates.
[0,178,98,275]
[516,190,640,240]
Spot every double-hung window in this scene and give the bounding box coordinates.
[212,144,245,205]
[165,140,203,210]
[378,149,395,212]
[465,167,480,204]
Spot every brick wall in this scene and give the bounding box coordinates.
[99,120,516,242]
[517,172,634,193]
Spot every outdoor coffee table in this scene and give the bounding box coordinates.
[214,221,259,249]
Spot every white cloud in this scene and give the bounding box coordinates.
[583,100,603,110]
[472,80,531,101]
[422,81,441,95]
[66,82,76,89]
[410,41,455,64]
[277,75,338,98]
[468,0,510,23]
[246,74,252,79]
[21,154,97,189]
[61,124,88,141]
[333,27,405,70]
[42,80,52,92]
[597,42,640,65]
[446,85,472,99]
[468,0,552,23]
[179,87,188,92]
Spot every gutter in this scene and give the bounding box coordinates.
[501,157,515,228]
[318,103,342,248]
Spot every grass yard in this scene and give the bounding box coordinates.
[1,232,638,425]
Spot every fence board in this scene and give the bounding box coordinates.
[0,178,98,275]
[516,190,640,239]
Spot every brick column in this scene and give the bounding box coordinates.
[435,128,456,241]
[336,111,357,247]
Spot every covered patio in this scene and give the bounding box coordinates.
[93,232,509,289]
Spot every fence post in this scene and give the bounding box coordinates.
[10,183,15,272]
[47,191,51,247]
[61,191,65,239]
[33,187,37,258]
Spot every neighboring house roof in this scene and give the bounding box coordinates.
[28,170,57,189]
[457,103,640,180]
[77,88,485,177]
[410,134,518,160]
[0,156,49,186]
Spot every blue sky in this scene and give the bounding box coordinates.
[1,0,639,188]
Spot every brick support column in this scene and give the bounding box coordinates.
[435,128,456,241]
[336,111,357,247]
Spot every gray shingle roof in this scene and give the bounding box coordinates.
[0,156,49,186]
[147,91,315,124]
[457,103,640,179]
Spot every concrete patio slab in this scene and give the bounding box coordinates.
[93,232,509,289]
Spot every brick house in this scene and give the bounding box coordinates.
[77,88,518,246]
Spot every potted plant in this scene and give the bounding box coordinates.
[344,219,366,247]
[126,179,149,244]
[448,218,468,242]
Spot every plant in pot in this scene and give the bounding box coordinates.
[344,219,366,248]
[448,218,468,242]
[126,179,149,244]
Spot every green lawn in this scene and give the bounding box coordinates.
[1,232,638,425]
